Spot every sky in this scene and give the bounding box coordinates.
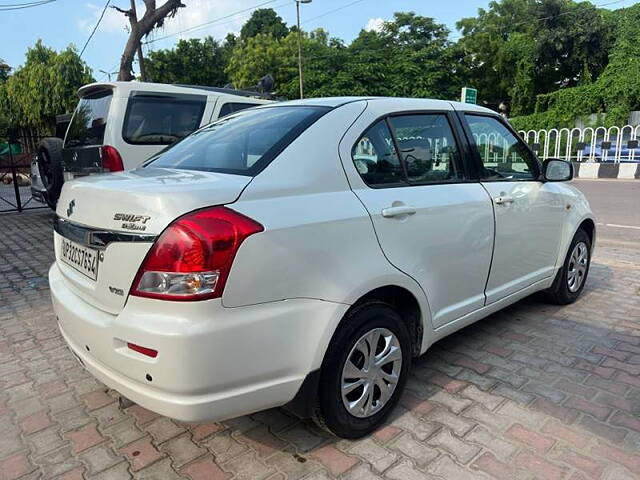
[1,0,637,83]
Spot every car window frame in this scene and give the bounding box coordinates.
[351,110,473,190]
[457,111,543,182]
[122,91,208,146]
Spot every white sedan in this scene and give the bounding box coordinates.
[50,97,595,438]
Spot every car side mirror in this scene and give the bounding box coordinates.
[543,158,573,182]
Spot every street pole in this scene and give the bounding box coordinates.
[295,0,311,99]
[296,0,304,99]
[130,0,147,81]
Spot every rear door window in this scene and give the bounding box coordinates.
[351,120,405,186]
[465,114,539,180]
[123,94,206,145]
[388,114,464,183]
[351,113,465,187]
[65,91,112,148]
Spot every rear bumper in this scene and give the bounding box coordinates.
[50,262,348,422]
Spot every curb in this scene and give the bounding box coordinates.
[572,162,640,179]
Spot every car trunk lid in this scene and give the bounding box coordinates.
[54,167,252,314]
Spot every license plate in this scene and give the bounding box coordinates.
[60,238,99,281]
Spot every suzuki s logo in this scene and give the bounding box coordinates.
[72,152,79,162]
[66,199,76,217]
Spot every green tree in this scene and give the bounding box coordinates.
[226,31,301,97]
[227,28,356,99]
[314,12,462,99]
[0,60,10,83]
[457,0,613,113]
[511,3,640,129]
[0,60,10,138]
[505,34,536,116]
[220,33,238,70]
[146,36,229,86]
[240,8,289,41]
[0,40,93,131]
[227,12,462,100]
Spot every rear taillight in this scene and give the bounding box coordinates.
[131,207,263,301]
[101,145,124,172]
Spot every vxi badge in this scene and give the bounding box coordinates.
[113,213,152,231]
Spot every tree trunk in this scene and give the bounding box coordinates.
[119,30,143,81]
[116,0,185,81]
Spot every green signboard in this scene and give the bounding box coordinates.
[461,87,477,105]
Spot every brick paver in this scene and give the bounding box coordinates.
[0,209,639,479]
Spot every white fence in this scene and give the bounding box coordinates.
[517,125,640,163]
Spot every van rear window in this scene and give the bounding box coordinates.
[145,106,328,176]
[65,91,112,148]
[219,102,257,118]
[123,94,206,145]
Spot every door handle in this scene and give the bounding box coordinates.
[381,205,417,218]
[493,195,514,205]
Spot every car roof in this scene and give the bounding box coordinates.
[77,81,273,102]
[272,97,376,108]
[266,96,497,114]
[76,86,497,114]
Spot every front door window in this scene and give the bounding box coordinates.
[466,115,539,180]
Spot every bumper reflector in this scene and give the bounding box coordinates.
[127,342,158,358]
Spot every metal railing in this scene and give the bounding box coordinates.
[517,125,640,163]
[0,133,48,213]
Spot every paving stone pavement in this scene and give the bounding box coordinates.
[1,210,639,480]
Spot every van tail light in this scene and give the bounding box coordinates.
[130,207,263,301]
[100,145,124,172]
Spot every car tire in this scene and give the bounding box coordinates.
[545,228,591,305]
[313,302,412,439]
[37,137,64,210]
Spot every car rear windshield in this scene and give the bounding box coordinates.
[65,90,112,148]
[123,94,207,145]
[144,106,329,176]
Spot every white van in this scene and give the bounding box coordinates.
[32,81,272,207]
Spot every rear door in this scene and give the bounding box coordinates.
[62,89,113,175]
[460,112,566,304]
[341,103,495,329]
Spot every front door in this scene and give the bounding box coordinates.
[346,111,494,328]
[462,113,566,304]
